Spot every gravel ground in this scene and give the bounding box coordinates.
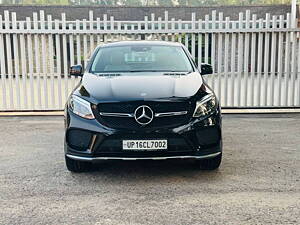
[0,114,299,225]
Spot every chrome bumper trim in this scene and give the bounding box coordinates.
[66,152,221,161]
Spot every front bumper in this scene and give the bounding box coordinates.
[64,108,222,160]
[66,152,221,161]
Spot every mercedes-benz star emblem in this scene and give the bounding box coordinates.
[134,105,154,125]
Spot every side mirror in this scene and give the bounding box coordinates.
[70,65,83,77]
[200,63,213,75]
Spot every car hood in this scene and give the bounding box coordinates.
[80,72,203,101]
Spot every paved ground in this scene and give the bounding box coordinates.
[0,114,300,225]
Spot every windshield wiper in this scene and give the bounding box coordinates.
[91,70,193,73]
[128,70,161,72]
[128,70,193,73]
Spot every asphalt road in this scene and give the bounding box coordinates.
[0,114,300,225]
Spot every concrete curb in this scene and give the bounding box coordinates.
[0,111,64,116]
[0,108,300,116]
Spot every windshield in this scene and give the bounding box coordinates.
[90,45,193,73]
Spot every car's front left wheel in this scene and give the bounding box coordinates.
[65,156,92,173]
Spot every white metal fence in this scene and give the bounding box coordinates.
[0,10,300,111]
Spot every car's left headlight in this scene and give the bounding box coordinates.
[193,94,217,118]
[68,95,95,120]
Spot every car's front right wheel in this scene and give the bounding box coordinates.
[65,156,92,173]
[196,153,222,170]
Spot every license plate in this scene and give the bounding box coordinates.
[122,140,168,151]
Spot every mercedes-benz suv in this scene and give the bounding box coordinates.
[64,41,222,172]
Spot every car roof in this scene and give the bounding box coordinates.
[99,40,183,48]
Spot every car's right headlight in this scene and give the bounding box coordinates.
[68,95,95,120]
[193,94,217,118]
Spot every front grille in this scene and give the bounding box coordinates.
[99,101,190,113]
[97,101,192,129]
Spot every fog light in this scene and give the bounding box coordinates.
[67,129,92,151]
[196,127,220,145]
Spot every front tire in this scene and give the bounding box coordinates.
[197,153,222,170]
[65,156,92,172]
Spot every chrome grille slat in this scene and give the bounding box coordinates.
[154,111,188,117]
[99,112,134,117]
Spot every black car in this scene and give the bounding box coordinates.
[64,41,222,172]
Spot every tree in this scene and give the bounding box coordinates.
[0,0,293,5]
[120,0,143,6]
[22,0,69,4]
[157,0,174,6]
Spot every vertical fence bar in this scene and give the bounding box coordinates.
[205,15,212,88]
[197,31,202,66]
[143,16,150,40]
[191,13,196,60]
[111,17,117,41]
[48,15,55,108]
[76,20,81,65]
[197,19,202,67]
[269,16,277,106]
[19,21,27,109]
[89,11,95,55]
[297,34,300,105]
[237,12,244,107]
[75,20,81,85]
[283,14,291,106]
[164,11,168,41]
[55,19,62,108]
[4,11,14,109]
[290,30,297,106]
[61,13,69,101]
[256,19,263,106]
[211,11,216,90]
[144,15,148,40]
[96,18,101,45]
[204,15,209,64]
[217,12,223,102]
[69,23,76,89]
[277,16,284,106]
[117,21,122,41]
[230,21,237,106]
[12,13,21,109]
[0,15,7,109]
[151,13,155,34]
[102,15,108,42]
[224,17,230,107]
[33,12,42,109]
[83,19,88,66]
[171,18,175,42]
[184,24,189,49]
[26,18,33,109]
[40,11,48,109]
[178,19,182,43]
[191,32,195,59]
[111,16,115,41]
[249,14,257,107]
[243,10,250,106]
[262,13,270,107]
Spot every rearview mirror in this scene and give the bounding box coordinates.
[70,65,83,77]
[200,64,213,75]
